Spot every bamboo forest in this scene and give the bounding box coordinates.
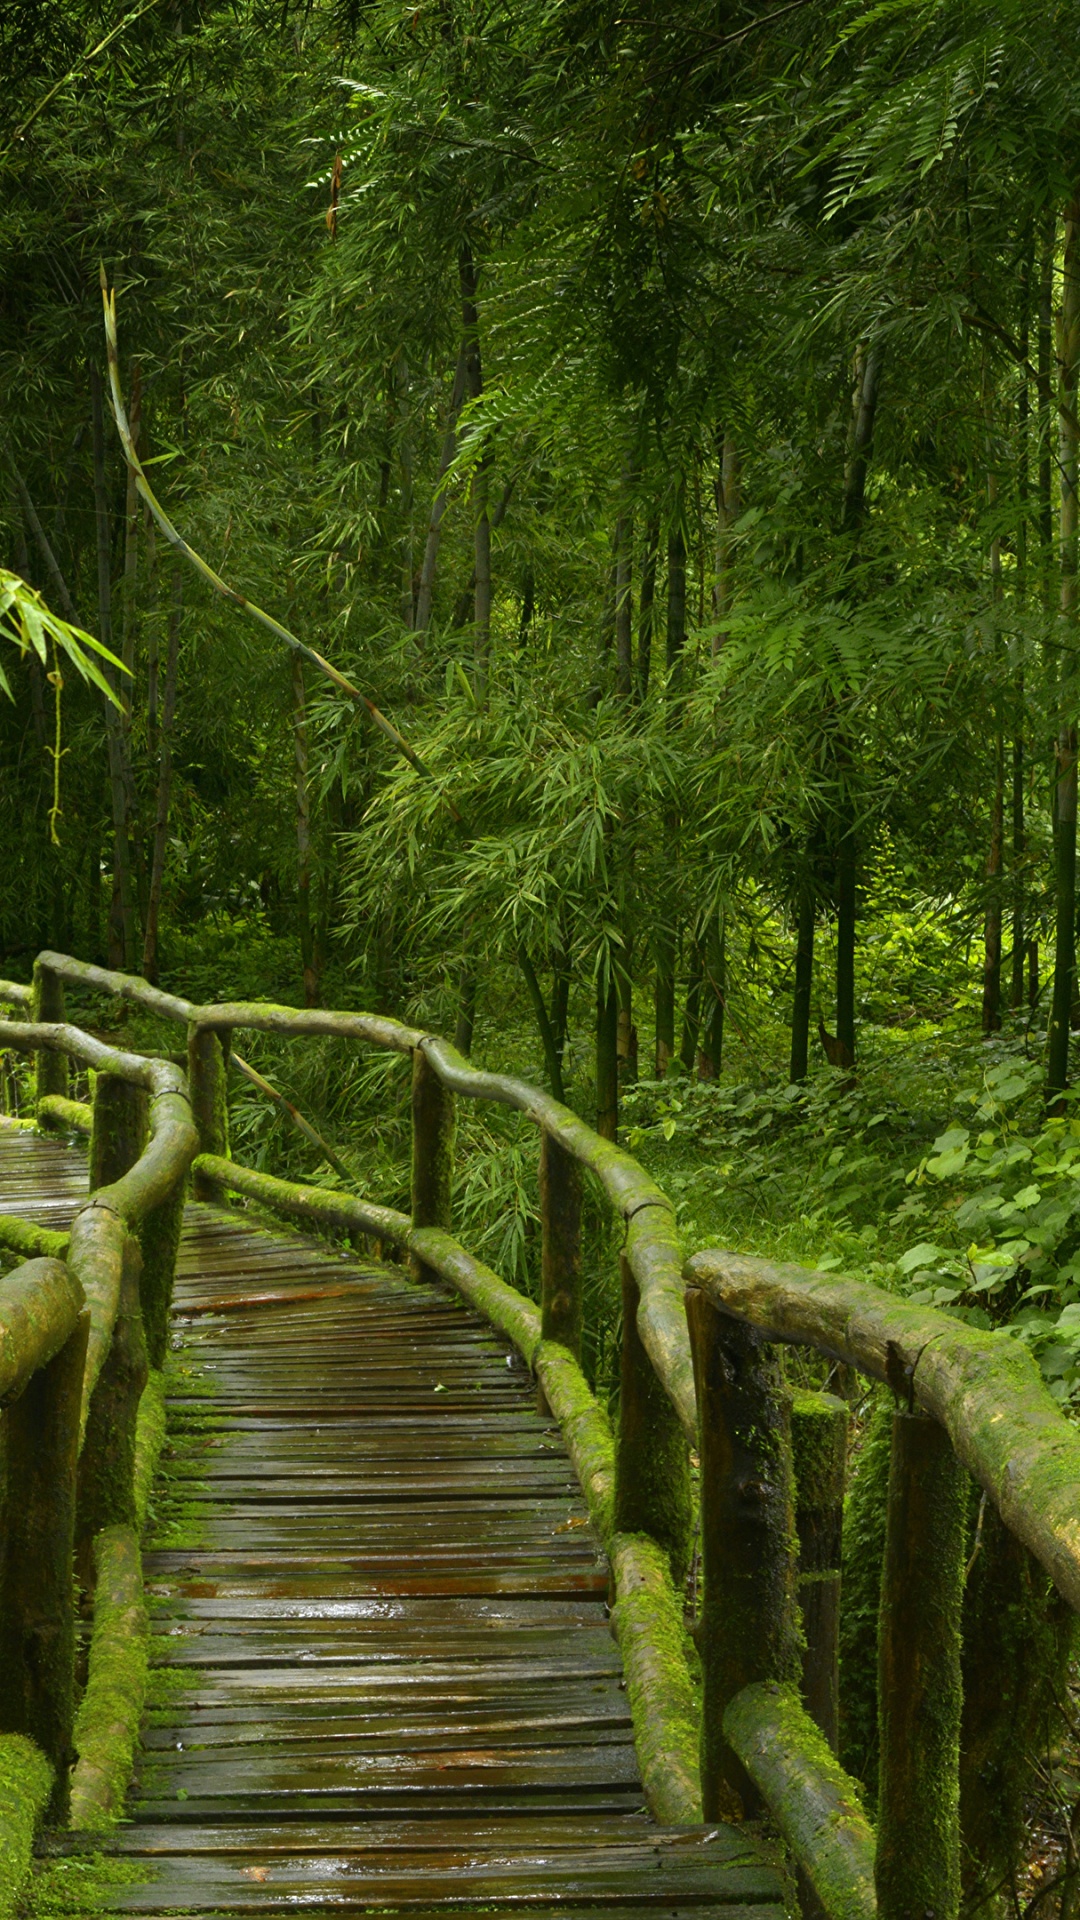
[6,3,1080,1918]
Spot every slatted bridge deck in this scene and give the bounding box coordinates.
[1,1124,785,1916]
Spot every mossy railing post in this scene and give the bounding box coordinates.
[410,1043,456,1287]
[614,1253,692,1585]
[875,1408,966,1920]
[31,959,68,1113]
[537,1130,582,1411]
[90,1074,149,1191]
[791,1389,848,1752]
[686,1285,800,1821]
[0,1306,88,1819]
[76,1233,149,1586]
[188,1023,230,1203]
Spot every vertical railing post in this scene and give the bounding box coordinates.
[76,1231,148,1581]
[78,1075,152,1582]
[0,1307,89,1819]
[188,1022,230,1202]
[875,1408,965,1920]
[539,1128,582,1372]
[614,1254,692,1583]
[790,1388,848,1750]
[686,1286,800,1821]
[410,1044,456,1286]
[90,1073,149,1192]
[32,958,68,1111]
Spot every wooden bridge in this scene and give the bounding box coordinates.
[1,953,1079,1920]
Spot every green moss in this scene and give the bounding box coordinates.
[838,1391,891,1800]
[29,1850,150,1914]
[0,1735,52,1920]
[790,1390,848,1514]
[132,1372,168,1537]
[960,1499,1076,1902]
[609,1531,703,1825]
[69,1528,149,1831]
[0,1216,68,1262]
[138,1178,186,1370]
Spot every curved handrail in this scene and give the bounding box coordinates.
[686,1246,1080,1614]
[19,951,697,1441]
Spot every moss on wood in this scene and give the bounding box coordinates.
[133,1369,168,1536]
[533,1338,615,1541]
[615,1255,692,1585]
[724,1681,875,1920]
[0,1733,53,1918]
[608,1532,703,1825]
[838,1392,891,1800]
[0,1215,68,1262]
[69,1525,149,1830]
[36,1097,92,1136]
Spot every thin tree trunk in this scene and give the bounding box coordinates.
[414,343,468,638]
[141,565,182,984]
[615,495,634,701]
[518,948,565,1102]
[712,432,739,654]
[454,962,477,1057]
[1050,198,1080,1097]
[679,941,703,1072]
[90,364,138,970]
[460,245,490,691]
[637,515,658,700]
[616,940,637,1087]
[1039,212,1056,606]
[790,864,815,1083]
[596,966,618,1141]
[841,342,884,536]
[836,829,856,1067]
[983,740,1004,1034]
[698,912,726,1080]
[666,520,687,689]
[518,567,535,646]
[293,655,318,1007]
[397,351,414,629]
[983,390,1004,1035]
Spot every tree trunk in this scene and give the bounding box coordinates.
[292,655,318,1006]
[518,947,566,1102]
[983,743,1004,1033]
[666,520,687,689]
[698,912,726,1080]
[654,924,676,1077]
[637,514,658,699]
[614,501,633,701]
[414,343,468,638]
[835,829,856,1068]
[141,564,182,984]
[1049,197,1080,1099]
[679,940,703,1072]
[460,244,490,692]
[454,962,477,1057]
[790,863,815,1083]
[90,364,138,970]
[595,966,618,1140]
[616,942,637,1087]
[712,432,739,653]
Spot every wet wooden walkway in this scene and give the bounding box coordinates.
[0,1124,785,1915]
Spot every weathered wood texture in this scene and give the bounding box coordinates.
[0,1129,782,1914]
[686,1287,800,1822]
[686,1246,1080,1613]
[31,951,697,1443]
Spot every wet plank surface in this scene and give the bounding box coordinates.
[0,1124,786,1914]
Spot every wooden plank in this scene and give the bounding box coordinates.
[7,1134,782,1916]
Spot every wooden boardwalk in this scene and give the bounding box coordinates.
[1,1125,785,1916]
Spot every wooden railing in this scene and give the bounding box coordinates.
[0,949,1078,1920]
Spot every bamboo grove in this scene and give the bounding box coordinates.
[3,0,1080,1129]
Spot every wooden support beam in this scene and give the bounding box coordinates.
[0,1300,88,1819]
[686,1285,800,1821]
[538,1130,582,1412]
[876,1408,965,1920]
[791,1389,848,1752]
[410,1044,456,1286]
[31,960,67,1108]
[187,1024,230,1203]
[76,1233,148,1586]
[615,1254,692,1585]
